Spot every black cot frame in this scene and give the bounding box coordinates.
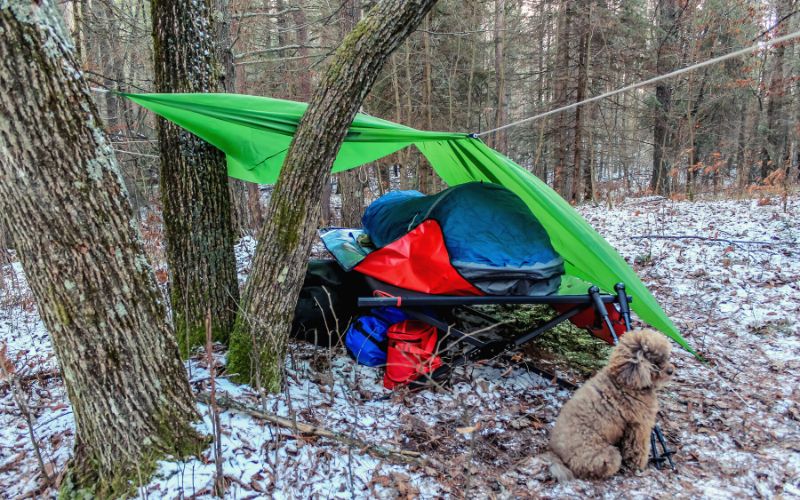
[357,282,676,469]
[359,284,629,368]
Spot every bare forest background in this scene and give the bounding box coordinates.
[65,0,800,231]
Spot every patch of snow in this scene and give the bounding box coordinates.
[2,194,799,497]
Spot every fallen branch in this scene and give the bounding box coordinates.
[195,392,429,466]
[631,235,790,246]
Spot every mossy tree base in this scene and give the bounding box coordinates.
[175,315,230,359]
[227,321,285,392]
[59,427,208,499]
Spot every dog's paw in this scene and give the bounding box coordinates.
[621,463,648,476]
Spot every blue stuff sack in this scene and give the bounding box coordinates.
[369,307,408,326]
[345,315,391,367]
[345,307,437,366]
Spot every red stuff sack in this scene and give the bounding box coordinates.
[553,302,627,345]
[384,320,443,389]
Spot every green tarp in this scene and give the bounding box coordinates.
[124,92,696,356]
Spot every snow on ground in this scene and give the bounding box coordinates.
[1,194,799,498]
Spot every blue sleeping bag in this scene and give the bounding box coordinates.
[361,182,564,296]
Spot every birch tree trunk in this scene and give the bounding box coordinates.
[152,0,239,355]
[227,0,438,391]
[0,2,204,495]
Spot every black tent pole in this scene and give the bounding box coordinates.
[589,286,620,344]
[614,282,633,331]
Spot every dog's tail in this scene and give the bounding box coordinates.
[539,451,575,482]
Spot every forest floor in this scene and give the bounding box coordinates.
[1,194,799,499]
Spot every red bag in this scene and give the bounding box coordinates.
[553,302,627,345]
[383,320,442,389]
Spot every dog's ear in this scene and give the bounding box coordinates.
[609,334,653,390]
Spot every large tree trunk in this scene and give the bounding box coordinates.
[152,0,240,355]
[227,0,438,391]
[0,2,204,495]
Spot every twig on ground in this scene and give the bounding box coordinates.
[205,311,225,498]
[195,391,431,466]
[0,343,52,487]
[631,235,790,246]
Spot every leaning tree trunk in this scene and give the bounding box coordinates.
[152,0,239,355]
[227,0,439,391]
[0,2,204,496]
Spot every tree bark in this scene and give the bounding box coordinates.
[492,0,507,153]
[291,2,313,100]
[650,0,678,196]
[71,0,83,64]
[227,0,439,391]
[570,9,589,202]
[152,0,240,354]
[760,0,791,181]
[0,2,204,496]
[553,0,572,196]
[418,13,435,193]
[214,0,236,93]
[685,75,706,200]
[391,52,410,190]
[338,0,366,227]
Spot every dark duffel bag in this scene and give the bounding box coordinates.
[291,259,369,347]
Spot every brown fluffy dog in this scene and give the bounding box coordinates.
[546,329,674,480]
